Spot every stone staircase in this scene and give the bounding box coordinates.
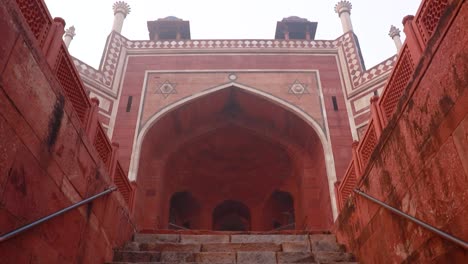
[108,232,358,263]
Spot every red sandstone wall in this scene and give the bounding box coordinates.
[113,54,353,181]
[0,1,134,263]
[334,0,468,262]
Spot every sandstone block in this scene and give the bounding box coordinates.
[134,234,180,243]
[277,252,315,263]
[140,242,201,252]
[282,242,311,252]
[181,234,229,244]
[314,252,354,262]
[112,250,161,262]
[195,252,236,263]
[123,241,139,251]
[237,251,276,263]
[160,251,196,262]
[310,240,342,252]
[202,242,281,252]
[232,235,308,243]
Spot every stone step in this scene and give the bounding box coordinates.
[134,233,336,244]
[114,251,236,263]
[202,242,282,252]
[124,242,202,252]
[108,262,358,264]
[310,235,344,252]
[113,250,356,263]
[231,234,309,243]
[109,262,358,264]
[314,251,355,262]
[113,251,161,262]
[116,233,358,263]
[123,240,345,254]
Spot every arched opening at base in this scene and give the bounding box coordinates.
[168,192,200,229]
[266,191,295,230]
[213,200,251,231]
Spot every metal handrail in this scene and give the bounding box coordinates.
[354,189,468,249]
[0,186,117,243]
[168,222,190,230]
[269,222,295,232]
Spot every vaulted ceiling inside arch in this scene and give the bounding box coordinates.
[138,86,327,205]
[139,87,324,161]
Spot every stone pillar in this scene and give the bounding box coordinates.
[112,1,131,34]
[63,26,75,48]
[389,25,403,52]
[335,1,353,33]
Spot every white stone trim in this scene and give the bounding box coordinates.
[337,46,359,141]
[108,48,128,139]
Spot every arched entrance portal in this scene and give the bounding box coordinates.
[134,86,334,231]
[213,200,251,231]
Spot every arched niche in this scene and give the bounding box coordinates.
[168,191,200,229]
[213,200,251,231]
[264,191,295,230]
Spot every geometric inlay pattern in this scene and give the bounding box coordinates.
[155,80,177,98]
[73,31,396,95]
[288,80,309,99]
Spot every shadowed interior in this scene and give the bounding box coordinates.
[135,87,333,231]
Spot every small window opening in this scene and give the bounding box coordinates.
[332,96,338,111]
[126,96,133,112]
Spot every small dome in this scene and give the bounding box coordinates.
[282,16,308,22]
[159,16,183,21]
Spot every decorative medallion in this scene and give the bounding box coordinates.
[228,73,237,81]
[288,80,309,99]
[156,80,177,98]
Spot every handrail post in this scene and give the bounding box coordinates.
[351,141,362,176]
[354,189,468,249]
[86,98,100,139]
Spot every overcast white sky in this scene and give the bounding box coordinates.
[44,0,421,69]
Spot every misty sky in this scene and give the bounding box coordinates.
[44,0,421,69]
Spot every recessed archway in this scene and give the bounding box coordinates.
[213,200,251,231]
[265,191,295,230]
[168,191,200,229]
[133,86,335,231]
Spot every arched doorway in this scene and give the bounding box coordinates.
[134,86,334,231]
[265,191,295,230]
[168,192,200,229]
[213,200,251,231]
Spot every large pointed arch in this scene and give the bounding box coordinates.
[129,82,339,219]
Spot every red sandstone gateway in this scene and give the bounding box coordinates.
[0,0,466,263]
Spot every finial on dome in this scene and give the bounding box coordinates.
[63,26,76,48]
[334,1,352,15]
[113,1,131,17]
[335,1,354,33]
[389,25,403,52]
[388,25,401,38]
[112,1,131,34]
[65,26,76,38]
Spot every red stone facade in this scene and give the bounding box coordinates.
[74,7,398,232]
[334,0,468,262]
[0,0,134,263]
[1,0,466,262]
